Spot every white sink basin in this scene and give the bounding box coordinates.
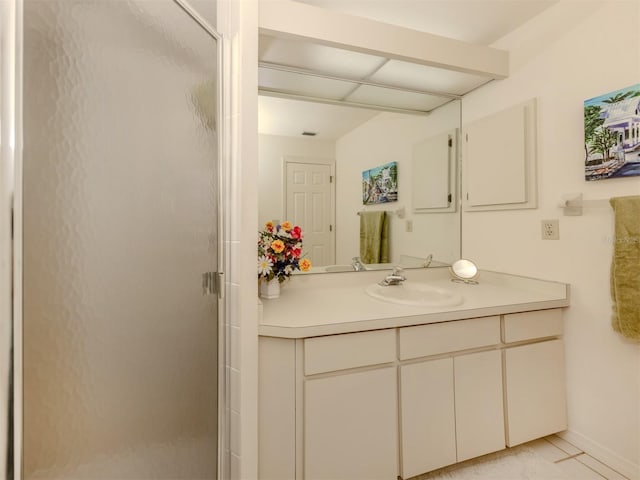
[365,282,463,307]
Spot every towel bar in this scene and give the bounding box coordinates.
[559,193,610,216]
[358,206,405,218]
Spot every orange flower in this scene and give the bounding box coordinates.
[271,239,285,253]
[299,258,312,272]
[258,222,309,281]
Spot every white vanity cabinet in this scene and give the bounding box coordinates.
[303,330,398,480]
[259,308,568,480]
[399,317,505,478]
[305,368,398,480]
[503,310,567,446]
[400,357,457,477]
[454,349,506,461]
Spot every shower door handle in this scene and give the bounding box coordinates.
[202,271,224,298]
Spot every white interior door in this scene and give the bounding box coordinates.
[285,160,335,266]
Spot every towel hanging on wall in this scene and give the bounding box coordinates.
[359,211,389,264]
[609,195,640,341]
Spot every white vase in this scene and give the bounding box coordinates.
[260,278,281,299]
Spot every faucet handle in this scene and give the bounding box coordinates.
[352,256,366,271]
[392,265,404,276]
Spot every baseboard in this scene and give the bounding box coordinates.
[558,429,640,480]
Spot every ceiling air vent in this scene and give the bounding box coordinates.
[302,131,317,136]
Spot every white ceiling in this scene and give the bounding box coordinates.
[259,0,558,139]
[259,95,381,138]
[295,0,558,45]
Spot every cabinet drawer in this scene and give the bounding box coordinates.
[399,316,500,360]
[503,309,562,343]
[304,329,396,375]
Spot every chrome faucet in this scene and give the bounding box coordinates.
[352,256,366,271]
[423,254,433,268]
[379,266,406,286]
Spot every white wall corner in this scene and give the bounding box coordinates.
[558,430,640,480]
[218,0,260,478]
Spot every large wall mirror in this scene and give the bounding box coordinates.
[257,32,474,274]
[258,96,462,273]
[255,0,509,274]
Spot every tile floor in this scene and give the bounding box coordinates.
[411,435,629,480]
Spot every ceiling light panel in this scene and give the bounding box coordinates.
[259,34,387,79]
[259,67,357,99]
[369,59,490,96]
[346,86,450,112]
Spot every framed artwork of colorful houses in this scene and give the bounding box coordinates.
[584,83,640,181]
[362,161,398,205]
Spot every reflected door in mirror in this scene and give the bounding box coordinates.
[286,161,334,266]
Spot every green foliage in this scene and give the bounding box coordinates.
[602,91,637,103]
[584,105,603,161]
[588,127,617,162]
[584,105,603,140]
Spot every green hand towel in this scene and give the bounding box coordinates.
[359,211,389,264]
[609,195,640,341]
[380,213,389,264]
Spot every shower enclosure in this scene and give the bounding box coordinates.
[2,0,224,477]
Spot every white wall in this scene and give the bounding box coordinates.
[462,2,639,478]
[258,134,335,226]
[335,104,461,265]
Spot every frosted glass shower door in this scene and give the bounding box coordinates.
[22,1,220,478]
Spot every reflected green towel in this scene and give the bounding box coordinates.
[359,211,389,264]
[609,195,640,341]
[191,80,216,131]
[380,214,389,264]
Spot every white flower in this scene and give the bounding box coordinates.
[258,255,273,276]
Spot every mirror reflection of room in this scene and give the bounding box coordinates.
[258,96,461,272]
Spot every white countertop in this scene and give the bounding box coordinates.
[259,268,570,338]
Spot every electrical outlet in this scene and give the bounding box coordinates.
[406,220,413,232]
[541,219,559,240]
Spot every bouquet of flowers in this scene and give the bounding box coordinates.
[258,221,312,283]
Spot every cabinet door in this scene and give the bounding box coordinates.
[259,337,296,480]
[400,358,456,478]
[305,367,398,480]
[454,350,505,461]
[505,339,567,446]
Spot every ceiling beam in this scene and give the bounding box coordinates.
[259,1,509,80]
[259,88,434,116]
